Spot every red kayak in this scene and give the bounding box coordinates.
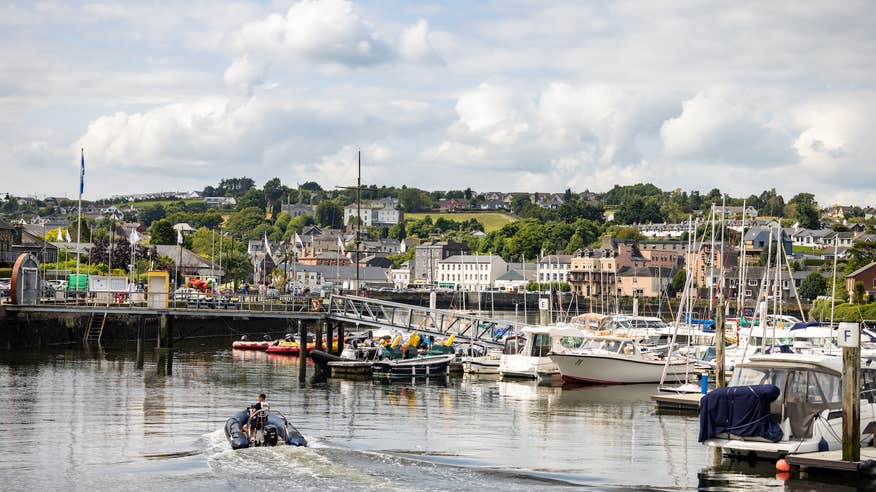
[232,340,271,350]
[265,338,341,355]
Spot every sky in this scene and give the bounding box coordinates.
[2,0,875,205]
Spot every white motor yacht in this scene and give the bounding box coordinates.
[550,336,691,385]
[498,325,586,379]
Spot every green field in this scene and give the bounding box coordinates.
[405,212,517,233]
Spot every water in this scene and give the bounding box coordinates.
[0,340,863,491]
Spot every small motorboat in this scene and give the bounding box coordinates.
[372,353,455,379]
[232,334,271,350]
[225,408,307,450]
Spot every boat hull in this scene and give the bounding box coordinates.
[550,353,689,385]
[232,341,270,350]
[372,354,454,379]
[463,356,499,375]
[498,355,559,379]
[329,360,374,377]
[224,410,307,449]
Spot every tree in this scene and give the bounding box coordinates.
[398,188,432,212]
[263,177,285,210]
[139,204,167,226]
[614,227,643,242]
[388,222,407,239]
[225,207,267,241]
[237,188,266,212]
[150,219,176,245]
[845,240,876,274]
[315,201,344,228]
[798,271,827,301]
[670,269,687,294]
[853,281,866,304]
[787,192,820,229]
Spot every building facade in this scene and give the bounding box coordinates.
[436,255,508,291]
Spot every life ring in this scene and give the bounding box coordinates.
[310,298,321,312]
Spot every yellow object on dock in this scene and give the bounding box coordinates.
[445,334,455,346]
[408,332,420,348]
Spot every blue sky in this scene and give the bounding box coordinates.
[2,1,875,205]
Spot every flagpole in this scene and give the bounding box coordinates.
[75,148,84,299]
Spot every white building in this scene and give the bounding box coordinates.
[388,262,411,289]
[537,255,572,283]
[437,255,508,291]
[343,199,403,227]
[204,196,236,206]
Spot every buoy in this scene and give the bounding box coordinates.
[775,459,790,472]
[775,472,790,481]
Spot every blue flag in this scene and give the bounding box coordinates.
[79,148,85,195]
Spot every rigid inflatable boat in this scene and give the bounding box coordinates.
[224,408,307,449]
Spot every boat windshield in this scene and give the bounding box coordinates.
[530,333,552,357]
[731,366,841,409]
[558,336,585,350]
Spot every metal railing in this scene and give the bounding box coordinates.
[326,294,520,346]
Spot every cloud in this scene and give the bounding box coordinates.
[660,90,798,166]
[228,0,392,68]
[399,19,443,63]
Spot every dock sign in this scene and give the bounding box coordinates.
[837,322,860,348]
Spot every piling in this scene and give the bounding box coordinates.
[135,318,145,369]
[298,320,307,382]
[840,322,861,462]
[715,295,726,388]
[336,323,345,356]
[157,314,174,349]
[315,322,323,352]
[326,322,334,355]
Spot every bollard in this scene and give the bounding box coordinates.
[157,314,174,349]
[298,320,307,382]
[701,372,709,394]
[839,322,861,462]
[336,323,345,356]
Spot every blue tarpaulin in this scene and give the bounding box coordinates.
[698,384,783,442]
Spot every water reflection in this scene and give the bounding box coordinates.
[0,341,856,491]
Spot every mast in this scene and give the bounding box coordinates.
[75,149,84,296]
[709,204,716,314]
[356,149,361,292]
[830,234,839,328]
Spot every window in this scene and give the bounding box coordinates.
[748,279,758,286]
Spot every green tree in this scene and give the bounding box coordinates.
[139,204,167,226]
[786,193,820,229]
[845,241,876,273]
[853,281,866,304]
[225,207,267,241]
[263,177,285,210]
[388,221,407,239]
[237,188,267,211]
[798,271,828,301]
[149,219,176,245]
[315,201,344,228]
[670,269,687,294]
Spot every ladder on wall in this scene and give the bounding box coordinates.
[83,312,107,345]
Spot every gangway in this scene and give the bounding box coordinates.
[327,294,522,347]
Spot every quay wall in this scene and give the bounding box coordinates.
[0,307,316,350]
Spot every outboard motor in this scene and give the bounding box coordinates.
[263,425,279,446]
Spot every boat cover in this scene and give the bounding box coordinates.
[698,384,783,442]
[790,321,822,331]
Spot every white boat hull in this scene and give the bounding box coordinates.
[498,354,559,379]
[550,353,690,384]
[462,356,500,375]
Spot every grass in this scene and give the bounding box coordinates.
[405,212,518,233]
[792,245,820,254]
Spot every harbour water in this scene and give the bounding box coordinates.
[0,339,866,491]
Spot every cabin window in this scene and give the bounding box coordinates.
[530,334,552,357]
[861,369,876,403]
[559,336,584,349]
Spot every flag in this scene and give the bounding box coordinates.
[65,229,72,243]
[337,235,344,251]
[79,148,85,195]
[177,229,183,245]
[263,232,272,258]
[130,228,141,244]
[399,239,406,253]
[293,232,304,250]
[56,227,64,242]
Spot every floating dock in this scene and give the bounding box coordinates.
[650,392,702,412]
[786,448,876,475]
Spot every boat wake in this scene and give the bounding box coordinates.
[203,429,588,490]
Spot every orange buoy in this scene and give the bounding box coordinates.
[775,458,790,472]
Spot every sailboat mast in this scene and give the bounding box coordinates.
[356,149,361,293]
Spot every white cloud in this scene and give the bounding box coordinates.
[399,19,443,63]
[228,0,393,67]
[660,90,797,166]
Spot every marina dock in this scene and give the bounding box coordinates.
[650,392,702,412]
[786,448,876,475]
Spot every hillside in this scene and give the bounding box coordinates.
[404,212,517,233]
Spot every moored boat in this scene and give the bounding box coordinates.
[700,353,876,458]
[372,353,455,379]
[551,336,691,385]
[498,325,585,379]
[232,335,271,350]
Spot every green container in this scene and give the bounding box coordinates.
[67,274,88,291]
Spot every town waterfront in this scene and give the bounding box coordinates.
[0,337,867,491]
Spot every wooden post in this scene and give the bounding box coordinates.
[326,322,334,355]
[336,323,345,356]
[298,320,306,382]
[157,314,173,349]
[314,321,323,353]
[715,295,726,388]
[135,317,145,369]
[840,322,860,462]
